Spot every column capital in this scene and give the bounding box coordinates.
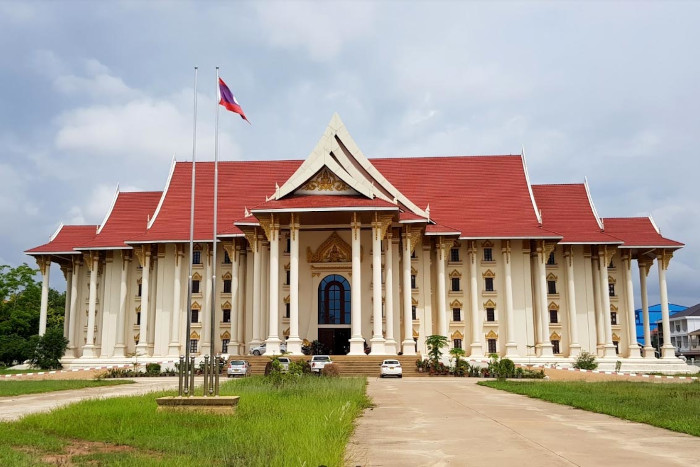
[637,256,653,276]
[535,240,556,263]
[222,241,235,264]
[656,249,673,270]
[244,228,260,253]
[563,244,574,267]
[597,245,616,267]
[83,251,100,272]
[351,212,361,239]
[59,264,72,280]
[501,240,512,263]
[371,212,394,240]
[133,245,150,268]
[289,213,301,240]
[35,255,51,275]
[436,236,452,261]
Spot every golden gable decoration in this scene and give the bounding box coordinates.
[610,304,618,311]
[612,333,620,342]
[412,328,419,338]
[283,327,290,337]
[450,299,463,308]
[220,331,231,340]
[451,330,464,339]
[135,305,141,312]
[550,332,561,341]
[134,333,140,343]
[411,266,418,275]
[192,272,202,281]
[190,331,200,339]
[222,271,232,280]
[302,167,350,192]
[412,297,419,305]
[221,300,232,309]
[307,231,352,263]
[608,275,616,284]
[482,240,494,248]
[485,330,498,339]
[483,299,496,308]
[449,269,462,278]
[548,301,559,310]
[546,272,558,281]
[284,295,290,304]
[191,301,201,310]
[482,269,495,278]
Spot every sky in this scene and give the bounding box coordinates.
[0,1,698,309]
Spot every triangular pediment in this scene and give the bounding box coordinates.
[275,114,429,219]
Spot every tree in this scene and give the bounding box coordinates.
[425,335,448,366]
[31,327,68,369]
[0,263,66,366]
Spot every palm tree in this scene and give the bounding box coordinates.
[425,335,448,366]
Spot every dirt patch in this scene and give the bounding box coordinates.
[542,367,695,383]
[15,439,161,466]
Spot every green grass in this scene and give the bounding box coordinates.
[0,376,370,466]
[480,380,700,436]
[0,379,133,397]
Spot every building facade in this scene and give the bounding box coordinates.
[657,304,700,359]
[26,115,691,371]
[635,303,686,346]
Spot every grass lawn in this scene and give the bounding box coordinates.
[0,368,44,376]
[480,380,700,436]
[0,379,133,397]
[0,375,370,466]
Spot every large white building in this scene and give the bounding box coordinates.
[26,115,691,372]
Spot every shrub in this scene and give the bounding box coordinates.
[291,359,311,374]
[322,363,340,377]
[30,327,68,370]
[573,351,598,370]
[145,363,161,375]
[425,335,448,367]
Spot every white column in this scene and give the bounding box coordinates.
[598,247,616,358]
[638,257,655,358]
[36,256,50,336]
[436,239,447,338]
[228,244,240,354]
[370,218,386,355]
[135,247,150,356]
[384,233,397,355]
[564,246,581,357]
[251,234,262,346]
[657,250,676,359]
[401,229,416,355]
[167,245,183,357]
[591,253,604,354]
[287,215,302,355]
[113,252,130,357]
[236,249,247,354]
[201,245,212,355]
[82,252,99,357]
[537,242,553,357]
[61,265,72,340]
[623,253,640,358]
[468,242,482,357]
[68,259,80,357]
[266,218,282,354]
[502,241,518,357]
[349,214,365,355]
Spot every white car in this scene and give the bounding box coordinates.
[227,360,251,378]
[277,357,291,372]
[380,359,402,378]
[249,342,287,356]
[310,355,332,373]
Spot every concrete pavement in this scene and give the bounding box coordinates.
[347,378,700,466]
[0,377,182,422]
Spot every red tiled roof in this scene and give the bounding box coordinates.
[399,211,427,223]
[129,160,301,243]
[602,217,684,248]
[532,184,621,244]
[25,225,98,255]
[425,223,462,236]
[372,156,559,239]
[77,191,161,249]
[250,194,398,212]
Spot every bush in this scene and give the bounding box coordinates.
[30,327,68,370]
[145,363,161,375]
[573,351,598,370]
[322,363,340,377]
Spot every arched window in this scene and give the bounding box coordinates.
[318,274,351,325]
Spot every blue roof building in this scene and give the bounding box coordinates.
[635,304,687,345]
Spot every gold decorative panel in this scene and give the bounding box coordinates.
[307,232,352,263]
[302,167,350,192]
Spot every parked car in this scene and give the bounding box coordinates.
[227,360,251,378]
[380,359,402,378]
[249,342,287,356]
[309,355,332,373]
[277,356,291,372]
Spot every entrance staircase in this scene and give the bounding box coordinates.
[238,355,425,377]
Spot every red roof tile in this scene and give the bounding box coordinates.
[77,191,162,249]
[372,156,559,239]
[532,184,621,244]
[251,194,398,212]
[602,217,684,248]
[26,225,98,255]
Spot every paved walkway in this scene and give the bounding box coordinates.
[347,378,700,466]
[0,377,182,422]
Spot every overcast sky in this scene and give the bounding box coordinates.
[1,1,698,309]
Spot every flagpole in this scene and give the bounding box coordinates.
[185,66,198,394]
[211,66,220,359]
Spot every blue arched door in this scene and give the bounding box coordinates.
[318,274,351,354]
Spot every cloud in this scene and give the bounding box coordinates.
[254,2,376,61]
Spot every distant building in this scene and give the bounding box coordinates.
[635,304,687,345]
[657,304,700,358]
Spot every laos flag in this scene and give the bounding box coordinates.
[218,77,249,123]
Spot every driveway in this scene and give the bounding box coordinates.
[347,378,700,466]
[0,377,182,422]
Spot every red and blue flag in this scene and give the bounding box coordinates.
[218,77,249,123]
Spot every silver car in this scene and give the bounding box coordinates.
[227,360,251,378]
[249,342,288,356]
